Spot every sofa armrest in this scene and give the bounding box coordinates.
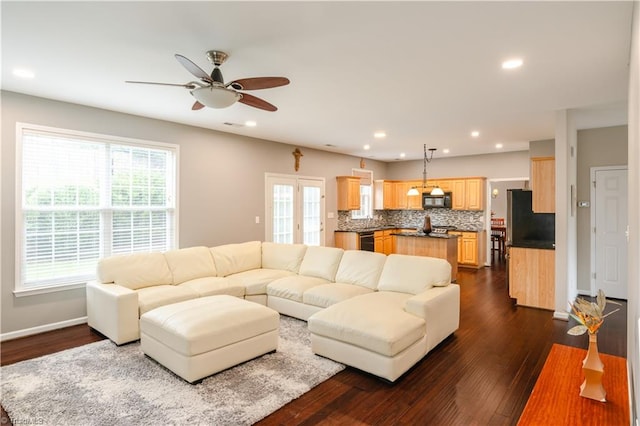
[86,280,140,345]
[405,284,460,352]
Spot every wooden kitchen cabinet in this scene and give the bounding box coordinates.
[374,229,396,255]
[449,231,485,268]
[531,157,555,213]
[450,178,485,211]
[335,232,359,249]
[336,176,361,210]
[509,247,555,310]
[374,180,396,210]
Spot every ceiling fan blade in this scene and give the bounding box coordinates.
[126,80,195,89]
[228,77,290,91]
[238,93,277,112]
[175,54,212,83]
[192,101,205,110]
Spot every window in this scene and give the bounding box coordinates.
[16,124,177,294]
[351,169,373,219]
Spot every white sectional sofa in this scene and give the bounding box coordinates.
[86,240,460,381]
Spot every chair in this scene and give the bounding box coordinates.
[491,218,506,261]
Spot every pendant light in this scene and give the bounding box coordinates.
[407,145,443,196]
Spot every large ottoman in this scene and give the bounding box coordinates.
[140,295,279,383]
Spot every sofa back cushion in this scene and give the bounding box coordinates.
[164,246,217,285]
[210,241,262,277]
[334,250,387,290]
[298,246,344,281]
[377,254,451,295]
[96,252,173,290]
[261,242,307,272]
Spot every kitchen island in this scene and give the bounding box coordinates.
[393,232,458,282]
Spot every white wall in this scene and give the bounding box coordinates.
[386,150,531,181]
[1,91,389,335]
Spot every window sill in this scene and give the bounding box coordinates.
[14,282,87,298]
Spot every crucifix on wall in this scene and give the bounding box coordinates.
[292,148,303,171]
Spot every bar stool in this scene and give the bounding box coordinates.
[491,217,506,261]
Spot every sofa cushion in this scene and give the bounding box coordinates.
[210,241,262,277]
[228,268,295,295]
[137,285,198,316]
[177,276,245,298]
[164,246,217,285]
[298,246,344,281]
[267,276,330,302]
[261,242,307,272]
[97,252,173,290]
[334,250,387,290]
[308,292,424,357]
[377,254,451,295]
[303,283,373,308]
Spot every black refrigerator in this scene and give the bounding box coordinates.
[506,189,555,248]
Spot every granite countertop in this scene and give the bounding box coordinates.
[509,241,555,250]
[335,226,481,233]
[392,232,459,239]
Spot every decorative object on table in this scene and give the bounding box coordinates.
[567,289,621,402]
[292,148,303,171]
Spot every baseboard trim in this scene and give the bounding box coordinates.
[553,311,569,321]
[0,316,88,342]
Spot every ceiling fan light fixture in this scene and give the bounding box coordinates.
[191,86,240,108]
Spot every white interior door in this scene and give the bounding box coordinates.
[265,174,325,245]
[591,167,628,299]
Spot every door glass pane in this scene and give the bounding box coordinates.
[302,186,321,246]
[272,184,294,243]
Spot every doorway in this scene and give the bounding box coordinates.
[265,173,325,245]
[591,166,628,299]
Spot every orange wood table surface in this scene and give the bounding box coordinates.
[518,344,629,425]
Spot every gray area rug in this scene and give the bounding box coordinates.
[1,315,344,425]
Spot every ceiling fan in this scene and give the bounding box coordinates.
[126,50,289,112]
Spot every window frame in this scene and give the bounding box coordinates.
[14,123,179,296]
[351,169,374,220]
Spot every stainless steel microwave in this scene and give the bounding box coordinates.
[423,192,452,209]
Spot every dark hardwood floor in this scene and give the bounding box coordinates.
[1,260,627,425]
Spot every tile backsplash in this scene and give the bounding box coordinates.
[337,209,485,232]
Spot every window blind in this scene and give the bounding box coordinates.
[17,125,177,291]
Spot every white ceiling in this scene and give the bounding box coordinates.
[1,1,633,161]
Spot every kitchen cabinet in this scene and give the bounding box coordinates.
[334,232,359,250]
[509,247,555,310]
[448,231,485,268]
[531,157,555,213]
[336,176,361,210]
[374,229,396,255]
[374,180,396,210]
[450,178,485,211]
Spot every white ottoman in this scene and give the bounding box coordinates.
[140,295,279,383]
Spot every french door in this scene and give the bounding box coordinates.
[265,174,325,245]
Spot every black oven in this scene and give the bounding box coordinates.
[359,231,375,252]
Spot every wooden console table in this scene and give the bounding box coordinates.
[518,344,629,425]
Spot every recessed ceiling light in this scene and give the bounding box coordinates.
[443,149,450,154]
[502,58,523,70]
[373,131,386,139]
[471,131,480,138]
[363,144,371,150]
[399,152,406,158]
[13,68,35,79]
[495,143,503,149]
[244,120,257,127]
